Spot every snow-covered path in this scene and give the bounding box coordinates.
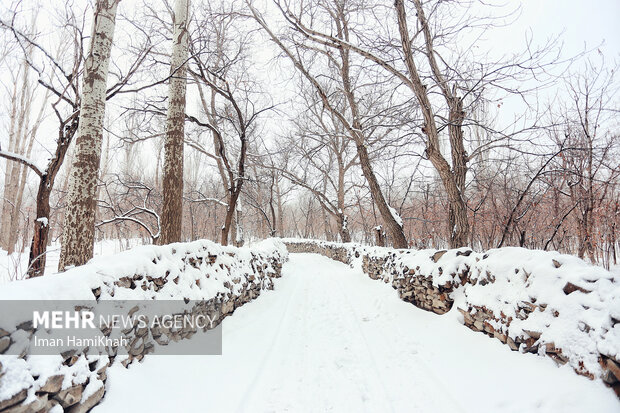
[93,253,618,413]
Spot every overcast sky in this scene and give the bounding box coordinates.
[500,0,619,57]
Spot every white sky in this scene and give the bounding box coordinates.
[519,0,619,57]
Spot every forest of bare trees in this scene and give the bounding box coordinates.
[0,0,618,278]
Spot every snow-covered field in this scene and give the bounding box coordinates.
[93,253,619,413]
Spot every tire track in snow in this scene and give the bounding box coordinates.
[328,270,397,413]
[233,259,306,413]
[330,265,468,413]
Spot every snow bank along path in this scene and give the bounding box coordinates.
[285,239,620,392]
[0,239,286,412]
[94,253,618,413]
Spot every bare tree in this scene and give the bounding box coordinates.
[187,2,272,245]
[248,0,409,247]
[261,0,564,248]
[270,87,359,242]
[549,59,619,260]
[0,4,84,276]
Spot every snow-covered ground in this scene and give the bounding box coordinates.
[93,253,618,413]
[0,239,145,284]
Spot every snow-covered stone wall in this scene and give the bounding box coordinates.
[0,239,287,412]
[283,238,620,396]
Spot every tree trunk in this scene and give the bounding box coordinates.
[27,183,51,277]
[161,0,190,245]
[1,161,20,251]
[374,226,386,247]
[221,190,240,246]
[335,14,408,248]
[0,61,26,251]
[28,116,78,277]
[356,144,408,248]
[276,175,284,236]
[8,132,36,254]
[338,213,351,243]
[58,0,120,270]
[395,0,469,248]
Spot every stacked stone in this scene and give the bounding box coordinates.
[393,270,453,315]
[457,301,620,396]
[0,245,286,413]
[0,353,108,413]
[287,242,350,264]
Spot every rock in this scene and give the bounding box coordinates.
[456,250,472,257]
[483,321,495,334]
[0,328,9,338]
[606,358,620,380]
[548,352,568,366]
[493,331,507,343]
[115,277,132,288]
[67,385,105,413]
[523,329,542,340]
[431,299,446,309]
[0,336,11,353]
[39,374,64,393]
[457,308,473,324]
[601,368,618,384]
[399,290,413,300]
[135,326,149,337]
[3,395,48,413]
[552,259,562,268]
[0,389,28,410]
[54,385,83,409]
[563,282,590,295]
[129,337,144,356]
[222,301,234,315]
[16,321,34,333]
[544,342,558,353]
[65,355,79,367]
[507,336,518,351]
[61,349,77,361]
[431,250,447,263]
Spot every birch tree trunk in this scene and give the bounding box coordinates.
[58,0,120,270]
[9,86,49,254]
[160,0,190,245]
[0,54,33,252]
[0,73,20,251]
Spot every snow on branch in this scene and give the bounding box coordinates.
[0,149,44,177]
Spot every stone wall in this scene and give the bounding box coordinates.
[283,239,620,397]
[0,240,287,412]
[283,240,456,315]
